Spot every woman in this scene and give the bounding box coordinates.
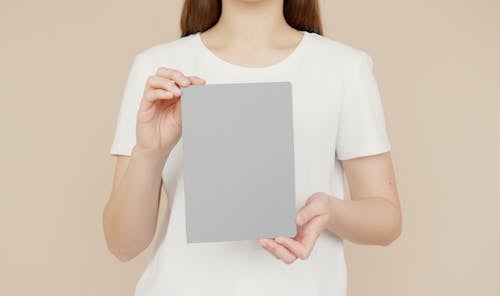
[103,0,402,295]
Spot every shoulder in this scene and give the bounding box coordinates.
[306,32,373,74]
[132,33,198,68]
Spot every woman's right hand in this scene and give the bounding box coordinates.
[135,67,206,159]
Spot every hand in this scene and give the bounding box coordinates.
[258,192,333,264]
[135,67,206,159]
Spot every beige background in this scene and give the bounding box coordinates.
[1,0,499,295]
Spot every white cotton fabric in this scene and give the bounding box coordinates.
[110,30,391,296]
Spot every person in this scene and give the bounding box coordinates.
[102,0,402,295]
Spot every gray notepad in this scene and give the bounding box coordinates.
[180,81,297,243]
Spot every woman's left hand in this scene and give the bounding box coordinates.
[258,192,333,264]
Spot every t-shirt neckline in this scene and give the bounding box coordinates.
[193,30,310,72]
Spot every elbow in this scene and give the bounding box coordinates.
[379,224,402,246]
[109,246,138,262]
[102,205,144,263]
[379,212,403,246]
[103,232,143,262]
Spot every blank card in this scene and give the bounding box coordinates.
[180,81,297,243]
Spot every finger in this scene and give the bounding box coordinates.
[146,76,181,96]
[274,236,311,260]
[139,88,176,113]
[144,88,175,101]
[305,192,325,205]
[258,239,280,259]
[296,201,324,227]
[156,67,191,87]
[258,239,281,259]
[187,75,206,85]
[258,239,297,264]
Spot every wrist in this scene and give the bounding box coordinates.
[326,194,342,233]
[131,145,170,168]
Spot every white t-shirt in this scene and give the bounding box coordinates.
[110,30,391,296]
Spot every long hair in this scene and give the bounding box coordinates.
[180,0,323,37]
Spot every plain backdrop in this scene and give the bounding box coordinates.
[1,0,499,295]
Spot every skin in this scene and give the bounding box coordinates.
[102,0,402,263]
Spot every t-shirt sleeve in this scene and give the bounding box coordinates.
[335,51,391,160]
[109,53,149,156]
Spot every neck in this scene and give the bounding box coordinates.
[211,0,293,45]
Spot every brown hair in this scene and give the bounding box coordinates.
[180,0,323,37]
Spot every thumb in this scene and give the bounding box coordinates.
[188,75,206,85]
[296,201,322,227]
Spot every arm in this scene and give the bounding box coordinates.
[259,53,399,262]
[259,151,402,263]
[103,65,206,262]
[325,52,401,245]
[102,149,169,262]
[326,151,402,246]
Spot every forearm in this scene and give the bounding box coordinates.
[326,195,402,246]
[103,147,168,261]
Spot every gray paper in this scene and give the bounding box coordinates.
[180,81,297,243]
